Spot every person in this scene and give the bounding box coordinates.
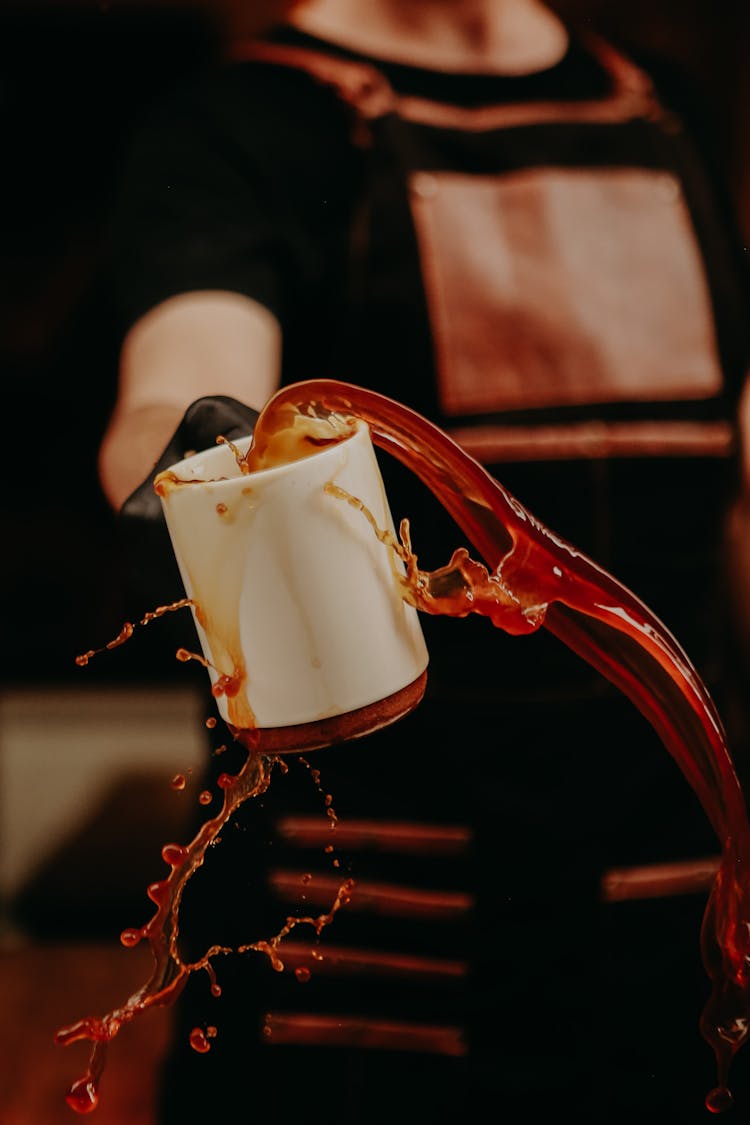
[97,1,750,1120]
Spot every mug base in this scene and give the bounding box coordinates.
[231,670,428,755]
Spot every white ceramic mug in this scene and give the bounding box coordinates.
[157,419,429,750]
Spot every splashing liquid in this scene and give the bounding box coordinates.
[57,379,750,1114]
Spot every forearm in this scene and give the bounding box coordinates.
[98,402,191,511]
[99,291,283,511]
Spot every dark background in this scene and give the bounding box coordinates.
[0,12,747,1115]
[2,0,749,686]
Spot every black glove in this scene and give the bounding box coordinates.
[117,394,260,618]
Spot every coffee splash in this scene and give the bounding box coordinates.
[57,379,750,1115]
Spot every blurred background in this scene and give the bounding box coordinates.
[0,1,748,1120]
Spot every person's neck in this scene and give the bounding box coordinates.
[288,0,569,74]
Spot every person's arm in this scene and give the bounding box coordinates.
[98,290,282,510]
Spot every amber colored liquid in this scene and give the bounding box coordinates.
[57,380,750,1115]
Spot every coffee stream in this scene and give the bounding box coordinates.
[57,379,750,1115]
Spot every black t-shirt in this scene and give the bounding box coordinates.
[113,27,614,341]
[110,30,750,1120]
[113,24,748,698]
[113,25,748,393]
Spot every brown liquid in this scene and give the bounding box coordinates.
[57,379,750,1114]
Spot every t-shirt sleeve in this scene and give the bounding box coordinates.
[110,62,359,337]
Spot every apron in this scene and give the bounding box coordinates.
[229,33,744,467]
